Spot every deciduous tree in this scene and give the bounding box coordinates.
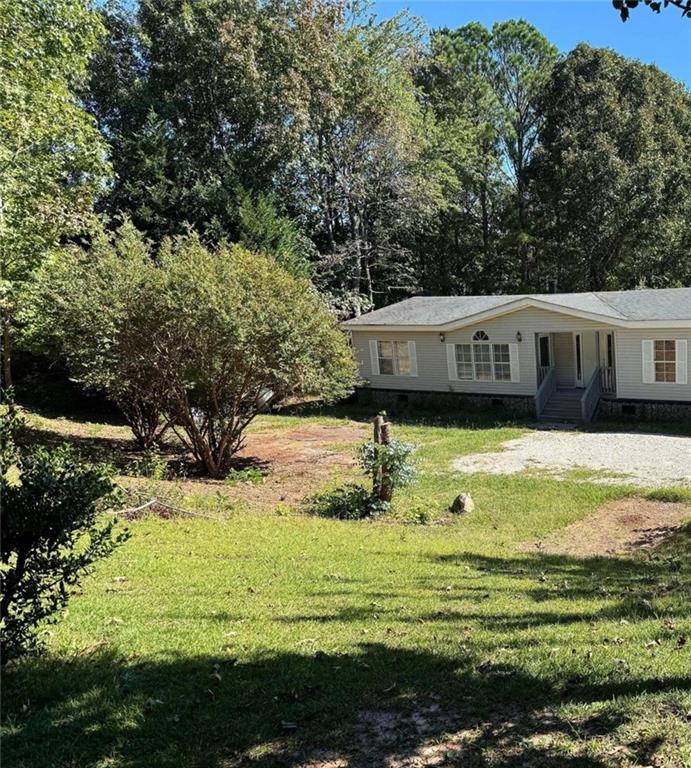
[0,0,110,387]
[528,44,691,291]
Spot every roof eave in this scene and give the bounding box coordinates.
[343,297,691,331]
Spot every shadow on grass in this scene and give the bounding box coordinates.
[5,643,682,768]
[17,382,126,427]
[279,399,533,432]
[282,398,691,438]
[20,423,140,471]
[4,537,690,767]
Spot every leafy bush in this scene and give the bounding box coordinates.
[22,222,170,449]
[358,438,417,502]
[24,225,357,476]
[1,402,128,663]
[127,448,169,480]
[305,483,387,520]
[157,237,357,477]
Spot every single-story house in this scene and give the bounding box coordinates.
[343,287,691,422]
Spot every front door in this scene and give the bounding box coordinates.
[574,332,584,387]
[553,332,575,388]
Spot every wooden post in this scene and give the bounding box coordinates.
[373,414,384,445]
[372,413,393,503]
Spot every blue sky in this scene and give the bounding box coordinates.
[373,0,691,86]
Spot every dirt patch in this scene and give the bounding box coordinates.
[300,705,475,768]
[233,423,369,506]
[521,498,691,557]
[123,422,370,512]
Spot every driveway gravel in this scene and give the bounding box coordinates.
[452,429,691,487]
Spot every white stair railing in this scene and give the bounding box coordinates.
[581,368,602,423]
[535,366,556,418]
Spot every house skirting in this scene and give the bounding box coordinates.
[356,387,535,416]
[598,398,691,424]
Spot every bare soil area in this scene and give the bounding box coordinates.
[25,409,369,511]
[122,421,370,511]
[520,497,691,557]
[232,422,369,506]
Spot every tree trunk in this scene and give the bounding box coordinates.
[379,419,393,503]
[349,203,362,314]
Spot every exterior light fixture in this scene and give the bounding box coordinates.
[439,332,446,343]
[516,331,522,343]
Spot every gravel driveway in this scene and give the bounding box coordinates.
[452,429,691,487]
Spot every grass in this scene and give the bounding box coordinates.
[3,405,691,767]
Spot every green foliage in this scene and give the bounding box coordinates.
[238,190,313,278]
[22,221,171,449]
[358,439,417,491]
[157,236,357,476]
[0,0,110,384]
[0,390,23,488]
[0,415,127,662]
[614,0,691,22]
[308,435,419,517]
[223,467,265,486]
[529,44,691,290]
[24,224,357,475]
[305,482,385,520]
[127,448,169,481]
[86,0,437,308]
[417,20,557,294]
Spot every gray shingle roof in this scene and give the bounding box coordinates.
[343,288,691,327]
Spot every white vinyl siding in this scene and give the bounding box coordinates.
[353,306,575,395]
[616,331,691,401]
[352,309,691,402]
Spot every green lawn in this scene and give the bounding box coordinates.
[3,407,691,767]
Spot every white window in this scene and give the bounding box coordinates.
[654,340,676,383]
[452,342,516,382]
[473,343,493,380]
[472,330,489,341]
[493,344,511,381]
[642,339,687,385]
[371,340,415,376]
[455,344,473,380]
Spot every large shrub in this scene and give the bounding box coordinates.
[157,236,357,476]
[0,400,127,663]
[24,226,357,476]
[23,222,170,449]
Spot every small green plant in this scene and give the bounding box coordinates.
[409,506,433,525]
[223,466,265,486]
[304,484,388,520]
[128,448,169,480]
